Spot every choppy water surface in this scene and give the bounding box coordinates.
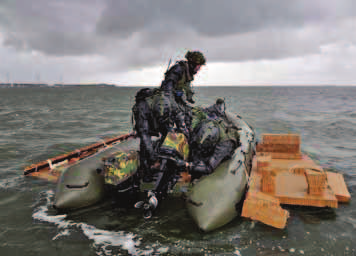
[0,86,355,255]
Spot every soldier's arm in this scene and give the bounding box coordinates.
[185,84,195,103]
[207,140,235,171]
[189,140,235,176]
[161,64,185,96]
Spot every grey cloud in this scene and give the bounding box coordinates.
[2,33,27,51]
[201,29,323,62]
[93,0,356,67]
[0,0,104,55]
[95,0,157,38]
[96,0,356,38]
[0,0,356,79]
[27,32,98,55]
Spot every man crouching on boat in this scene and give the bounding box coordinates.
[182,99,240,179]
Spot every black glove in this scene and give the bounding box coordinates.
[190,161,209,174]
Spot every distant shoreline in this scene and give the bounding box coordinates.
[0,83,119,88]
[0,83,354,88]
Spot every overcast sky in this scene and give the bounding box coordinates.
[0,0,355,85]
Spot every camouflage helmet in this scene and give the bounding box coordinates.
[185,50,206,65]
[195,120,219,146]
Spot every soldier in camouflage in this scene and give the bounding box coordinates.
[184,99,241,178]
[132,50,206,181]
[153,50,206,140]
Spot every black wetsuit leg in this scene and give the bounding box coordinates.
[134,100,155,174]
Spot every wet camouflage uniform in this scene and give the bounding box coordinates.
[132,51,206,177]
[154,51,206,139]
[188,99,240,178]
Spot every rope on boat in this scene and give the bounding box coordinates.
[47,159,53,170]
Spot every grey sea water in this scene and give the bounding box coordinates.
[0,86,355,256]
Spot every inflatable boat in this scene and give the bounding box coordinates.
[186,112,255,231]
[25,109,256,232]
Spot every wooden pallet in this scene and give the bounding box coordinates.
[242,133,351,229]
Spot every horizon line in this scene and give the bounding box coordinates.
[0,82,356,87]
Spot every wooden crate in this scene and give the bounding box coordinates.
[262,134,300,145]
[257,134,302,160]
[305,169,327,195]
[242,191,289,229]
[257,144,300,153]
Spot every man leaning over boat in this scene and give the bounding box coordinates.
[132,50,206,181]
[178,98,241,179]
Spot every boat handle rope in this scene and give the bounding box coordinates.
[230,160,242,175]
[240,142,254,187]
[100,138,108,147]
[47,159,53,170]
[242,152,251,187]
[244,165,251,187]
[75,149,81,156]
[66,182,89,189]
[186,198,203,207]
[116,187,133,193]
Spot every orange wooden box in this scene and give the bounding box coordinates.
[242,191,289,229]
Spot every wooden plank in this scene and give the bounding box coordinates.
[327,171,351,203]
[23,133,134,175]
[262,134,300,145]
[242,191,289,229]
[257,143,300,153]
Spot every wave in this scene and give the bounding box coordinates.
[32,190,169,256]
[0,175,25,190]
[312,119,356,142]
